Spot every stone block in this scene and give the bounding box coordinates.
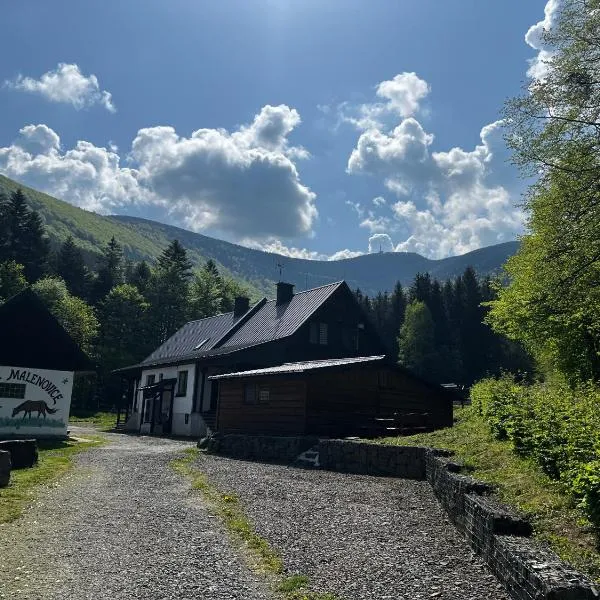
[0,450,10,487]
[0,439,38,469]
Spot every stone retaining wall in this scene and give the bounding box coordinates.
[0,449,10,487]
[206,433,319,463]
[318,439,427,479]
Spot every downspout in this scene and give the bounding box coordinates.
[192,362,201,413]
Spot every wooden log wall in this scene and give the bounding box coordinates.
[217,377,307,436]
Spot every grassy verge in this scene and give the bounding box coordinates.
[0,435,105,524]
[171,449,339,600]
[378,406,600,580]
[69,411,117,431]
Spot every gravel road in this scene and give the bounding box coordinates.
[196,453,510,600]
[0,430,272,600]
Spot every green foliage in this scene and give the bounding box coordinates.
[491,0,600,382]
[471,376,600,530]
[190,260,251,319]
[398,301,438,379]
[127,260,151,294]
[56,235,90,299]
[0,260,27,301]
[97,284,150,371]
[360,268,531,384]
[32,276,99,354]
[92,236,124,303]
[0,188,50,281]
[147,240,193,346]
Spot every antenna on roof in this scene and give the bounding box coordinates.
[276,262,284,282]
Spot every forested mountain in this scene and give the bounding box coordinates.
[0,174,518,296]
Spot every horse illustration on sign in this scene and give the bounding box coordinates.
[12,400,58,419]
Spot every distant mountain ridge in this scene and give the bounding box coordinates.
[0,174,519,296]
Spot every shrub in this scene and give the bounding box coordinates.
[471,376,600,529]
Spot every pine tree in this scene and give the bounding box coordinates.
[189,266,223,319]
[409,272,432,304]
[56,236,89,298]
[0,192,9,262]
[387,282,407,355]
[147,240,192,345]
[127,260,152,295]
[1,189,49,281]
[98,284,151,371]
[21,210,50,281]
[92,236,124,303]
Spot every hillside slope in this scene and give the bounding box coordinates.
[0,175,519,295]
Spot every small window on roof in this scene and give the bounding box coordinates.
[194,338,210,350]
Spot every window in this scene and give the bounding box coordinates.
[319,323,328,345]
[309,322,328,345]
[244,383,257,405]
[177,370,188,396]
[258,386,270,404]
[146,374,156,386]
[159,373,164,381]
[0,382,26,399]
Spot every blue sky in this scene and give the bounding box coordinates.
[0,1,550,259]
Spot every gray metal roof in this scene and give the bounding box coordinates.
[209,355,387,380]
[140,312,238,366]
[121,281,347,372]
[218,282,343,349]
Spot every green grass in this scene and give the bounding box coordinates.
[379,406,600,580]
[0,435,105,523]
[69,411,118,431]
[171,449,341,599]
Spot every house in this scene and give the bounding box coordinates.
[0,289,92,439]
[116,281,387,437]
[210,355,454,437]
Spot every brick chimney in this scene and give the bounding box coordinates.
[276,282,294,305]
[233,296,250,317]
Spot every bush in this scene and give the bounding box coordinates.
[471,376,600,528]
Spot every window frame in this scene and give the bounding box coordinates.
[146,374,156,387]
[0,382,26,399]
[243,382,258,405]
[258,386,270,405]
[309,321,328,345]
[176,370,188,397]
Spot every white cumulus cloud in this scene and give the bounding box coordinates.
[5,63,116,112]
[339,72,430,130]
[245,238,362,261]
[0,104,318,242]
[346,72,524,258]
[525,0,561,79]
[368,233,395,254]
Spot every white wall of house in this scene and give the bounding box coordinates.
[133,363,197,437]
[0,365,74,438]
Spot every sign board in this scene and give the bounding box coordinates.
[0,365,74,437]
